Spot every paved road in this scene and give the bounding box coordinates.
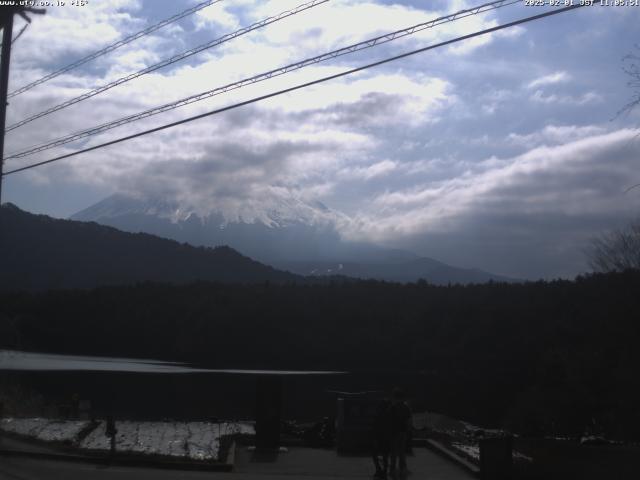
[0,436,63,455]
[0,446,474,480]
[0,457,231,480]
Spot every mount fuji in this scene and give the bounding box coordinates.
[72,194,516,284]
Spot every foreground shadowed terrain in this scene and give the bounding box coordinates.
[1,271,639,440]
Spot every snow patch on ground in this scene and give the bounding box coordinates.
[451,441,532,463]
[1,418,88,443]
[79,420,255,461]
[452,442,480,460]
[1,418,254,462]
[36,420,89,443]
[514,451,533,462]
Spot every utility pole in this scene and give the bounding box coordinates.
[0,6,45,204]
[0,9,14,204]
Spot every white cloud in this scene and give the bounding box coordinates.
[530,90,603,106]
[4,0,637,279]
[193,1,242,31]
[506,124,607,148]
[9,1,143,71]
[346,128,639,241]
[526,71,571,89]
[339,159,397,180]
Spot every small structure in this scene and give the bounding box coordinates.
[479,435,513,480]
[335,391,381,453]
[78,399,92,420]
[255,376,282,450]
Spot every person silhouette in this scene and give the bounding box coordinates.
[372,397,391,478]
[389,388,411,476]
[105,414,117,459]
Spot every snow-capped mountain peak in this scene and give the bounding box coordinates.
[73,193,347,230]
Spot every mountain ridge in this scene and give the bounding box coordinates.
[0,203,302,291]
[71,194,519,284]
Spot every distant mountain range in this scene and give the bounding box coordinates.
[71,194,517,285]
[277,259,515,284]
[0,203,300,291]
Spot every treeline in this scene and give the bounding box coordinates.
[1,271,639,439]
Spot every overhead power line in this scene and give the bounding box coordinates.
[0,5,43,49]
[0,5,45,203]
[7,0,224,98]
[2,4,586,178]
[0,22,29,49]
[11,23,29,44]
[5,0,330,133]
[6,0,520,160]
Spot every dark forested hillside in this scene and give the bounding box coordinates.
[0,203,300,290]
[1,271,639,439]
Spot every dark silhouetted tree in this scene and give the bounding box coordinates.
[587,220,640,272]
[620,44,640,117]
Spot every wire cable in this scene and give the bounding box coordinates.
[12,22,29,44]
[5,0,520,159]
[5,0,330,132]
[0,23,29,49]
[2,4,586,177]
[7,0,224,98]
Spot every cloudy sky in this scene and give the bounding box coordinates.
[2,0,639,279]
